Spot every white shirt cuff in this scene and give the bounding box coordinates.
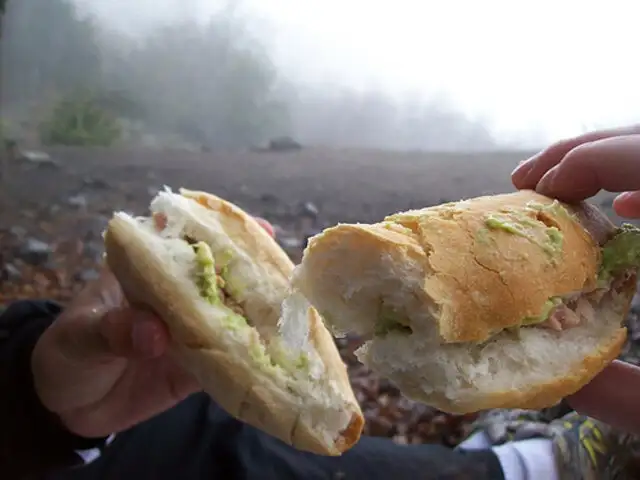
[74,433,116,465]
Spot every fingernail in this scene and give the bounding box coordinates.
[132,320,163,357]
[511,158,535,179]
[536,168,558,195]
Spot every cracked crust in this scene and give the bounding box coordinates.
[387,190,605,343]
[104,189,364,455]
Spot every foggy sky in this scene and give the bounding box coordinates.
[50,0,640,141]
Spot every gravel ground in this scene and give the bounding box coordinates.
[2,145,639,447]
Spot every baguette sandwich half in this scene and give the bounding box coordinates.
[103,187,364,455]
[288,190,640,414]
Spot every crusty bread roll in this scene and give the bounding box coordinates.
[289,190,640,414]
[103,188,364,455]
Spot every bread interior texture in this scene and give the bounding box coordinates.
[359,286,627,413]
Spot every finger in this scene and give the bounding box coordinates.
[512,124,640,190]
[61,357,201,437]
[534,135,640,202]
[72,268,125,309]
[613,191,640,218]
[101,308,170,359]
[255,217,275,238]
[567,361,640,434]
[129,313,170,358]
[62,307,169,362]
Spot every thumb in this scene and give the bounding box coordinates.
[62,307,169,363]
[33,307,170,415]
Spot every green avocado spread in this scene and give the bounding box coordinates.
[272,347,312,373]
[193,241,220,304]
[222,313,247,331]
[599,223,640,281]
[192,241,311,376]
[190,241,312,378]
[249,340,276,371]
[253,340,312,376]
[525,200,572,219]
[522,297,562,326]
[484,212,564,257]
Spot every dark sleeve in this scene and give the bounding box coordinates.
[246,433,506,480]
[0,300,108,479]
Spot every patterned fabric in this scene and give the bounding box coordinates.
[468,402,573,444]
[551,412,640,480]
[468,405,640,480]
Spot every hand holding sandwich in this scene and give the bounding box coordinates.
[31,218,274,439]
[513,124,640,216]
[512,124,640,433]
[286,126,640,421]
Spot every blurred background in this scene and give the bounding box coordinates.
[1,0,639,447]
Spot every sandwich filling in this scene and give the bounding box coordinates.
[154,212,247,325]
[152,212,251,327]
[150,209,315,378]
[533,223,640,333]
[483,207,640,334]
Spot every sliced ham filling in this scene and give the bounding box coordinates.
[539,300,591,332]
[537,271,632,332]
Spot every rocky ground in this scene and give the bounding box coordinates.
[1,145,639,447]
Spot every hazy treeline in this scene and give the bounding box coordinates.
[0,0,497,151]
